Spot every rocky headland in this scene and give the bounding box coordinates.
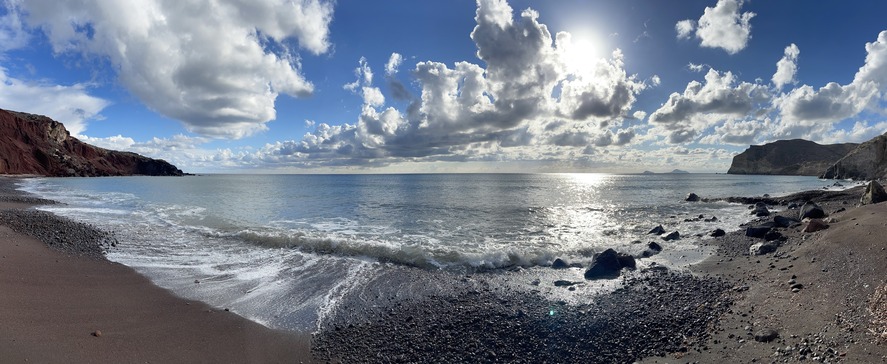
[0,109,183,177]
[727,139,858,176]
[822,132,887,180]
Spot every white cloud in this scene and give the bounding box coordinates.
[677,0,755,54]
[675,20,695,40]
[0,66,109,136]
[772,44,799,89]
[385,52,403,76]
[650,68,769,143]
[14,0,335,139]
[774,31,887,139]
[0,0,28,52]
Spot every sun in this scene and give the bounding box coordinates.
[559,31,605,75]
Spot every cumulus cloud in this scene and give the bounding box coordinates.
[385,52,403,75]
[676,0,755,54]
[0,66,109,136]
[774,31,887,138]
[0,0,28,52]
[650,68,769,143]
[772,44,799,89]
[14,0,335,139]
[207,0,649,169]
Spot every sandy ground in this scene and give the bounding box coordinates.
[0,197,315,363]
[641,189,887,363]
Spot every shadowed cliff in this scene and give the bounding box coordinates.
[0,109,184,177]
[727,139,858,176]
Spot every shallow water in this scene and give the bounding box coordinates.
[18,173,853,331]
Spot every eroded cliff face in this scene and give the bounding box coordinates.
[727,139,858,176]
[0,109,184,177]
[821,133,887,180]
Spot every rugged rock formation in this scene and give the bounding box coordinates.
[0,109,184,176]
[821,132,887,180]
[728,139,858,176]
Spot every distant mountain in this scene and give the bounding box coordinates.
[669,169,689,174]
[0,109,184,177]
[821,132,887,180]
[727,139,858,176]
[641,170,655,175]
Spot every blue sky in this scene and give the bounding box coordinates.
[1,0,886,173]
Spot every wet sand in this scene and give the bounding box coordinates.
[0,180,314,363]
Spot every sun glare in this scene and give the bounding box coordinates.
[561,31,605,75]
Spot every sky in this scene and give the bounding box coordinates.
[1,0,886,174]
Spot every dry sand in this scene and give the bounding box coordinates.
[642,190,887,363]
[0,200,314,363]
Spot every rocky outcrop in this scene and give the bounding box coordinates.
[728,139,858,176]
[821,132,887,180]
[0,109,184,176]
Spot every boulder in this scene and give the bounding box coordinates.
[803,219,829,233]
[641,242,662,258]
[751,202,770,217]
[745,225,771,239]
[773,215,801,228]
[753,329,779,343]
[799,202,826,220]
[710,228,726,237]
[764,230,784,242]
[584,249,635,280]
[648,225,666,235]
[860,180,887,205]
[551,258,569,269]
[686,193,700,202]
[662,231,680,241]
[749,242,778,255]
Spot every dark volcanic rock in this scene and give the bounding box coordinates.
[745,225,771,239]
[662,231,680,241]
[799,201,826,220]
[751,202,770,217]
[551,258,569,269]
[860,180,887,205]
[0,109,184,176]
[749,242,778,255]
[584,249,635,280]
[686,193,700,202]
[728,139,857,176]
[821,132,887,180]
[648,225,666,235]
[803,219,829,233]
[710,228,726,237]
[753,329,779,343]
[774,215,801,228]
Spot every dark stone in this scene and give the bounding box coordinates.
[773,215,801,228]
[751,202,770,217]
[764,230,784,242]
[710,228,726,237]
[662,231,680,241]
[799,201,826,220]
[745,225,771,239]
[803,219,829,233]
[647,241,662,252]
[584,249,635,280]
[554,280,576,287]
[648,225,666,235]
[686,193,700,202]
[753,329,779,342]
[551,258,569,269]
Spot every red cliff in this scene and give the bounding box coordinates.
[0,109,184,176]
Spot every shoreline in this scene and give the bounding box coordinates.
[0,177,315,363]
[5,175,887,362]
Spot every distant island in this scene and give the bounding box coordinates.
[641,169,689,174]
[0,109,184,177]
[728,134,887,180]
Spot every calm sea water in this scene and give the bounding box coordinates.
[18,173,849,331]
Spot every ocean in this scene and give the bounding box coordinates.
[17,173,850,332]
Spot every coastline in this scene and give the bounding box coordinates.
[0,177,314,363]
[5,175,887,363]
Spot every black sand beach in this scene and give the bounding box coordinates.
[4,176,887,363]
